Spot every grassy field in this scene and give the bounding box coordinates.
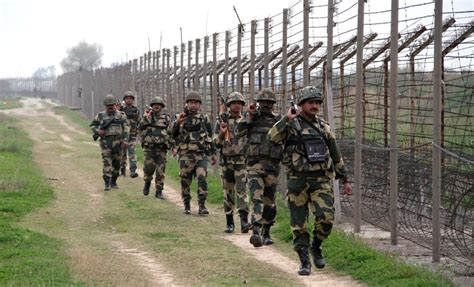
[0,97,23,110]
[0,114,77,285]
[56,106,456,286]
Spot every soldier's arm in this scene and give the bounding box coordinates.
[165,115,176,149]
[212,118,224,148]
[205,116,217,156]
[235,118,250,138]
[89,114,101,134]
[168,114,181,139]
[121,115,130,142]
[268,115,289,144]
[138,114,152,131]
[323,123,348,183]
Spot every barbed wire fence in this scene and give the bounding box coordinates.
[1,0,472,270]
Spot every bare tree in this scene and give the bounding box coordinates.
[60,41,103,73]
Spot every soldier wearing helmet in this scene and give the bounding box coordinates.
[169,91,217,215]
[138,96,171,199]
[268,85,352,276]
[213,91,249,234]
[119,91,140,178]
[235,88,284,248]
[90,94,130,191]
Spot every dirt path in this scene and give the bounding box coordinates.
[4,98,362,286]
[2,98,178,286]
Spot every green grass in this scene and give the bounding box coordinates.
[53,106,91,130]
[0,97,22,109]
[0,114,78,285]
[59,106,456,287]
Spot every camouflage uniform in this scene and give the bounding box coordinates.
[139,97,171,198]
[90,94,130,191]
[120,91,140,177]
[268,86,348,273]
[213,92,249,233]
[236,88,283,247]
[170,91,216,215]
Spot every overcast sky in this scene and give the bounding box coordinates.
[1,0,472,78]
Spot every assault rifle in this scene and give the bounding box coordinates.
[218,92,231,142]
[289,93,298,114]
[92,119,118,141]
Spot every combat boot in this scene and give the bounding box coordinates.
[224,214,235,233]
[262,224,274,245]
[239,211,250,233]
[183,201,191,215]
[198,202,209,215]
[130,170,138,178]
[104,178,111,191]
[111,175,119,189]
[249,225,263,247]
[311,238,326,269]
[296,247,312,276]
[155,188,164,199]
[120,167,126,176]
[143,181,151,196]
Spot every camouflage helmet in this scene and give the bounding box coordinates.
[123,90,135,100]
[150,96,165,107]
[297,86,323,105]
[256,88,276,103]
[185,90,202,103]
[226,92,245,106]
[103,94,116,106]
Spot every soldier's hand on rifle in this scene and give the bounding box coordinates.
[343,182,353,195]
[98,129,106,137]
[177,112,186,126]
[144,108,151,117]
[219,122,228,135]
[121,141,129,149]
[172,148,178,157]
[287,107,299,121]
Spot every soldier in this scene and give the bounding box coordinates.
[170,91,217,215]
[268,86,352,275]
[120,91,140,178]
[236,88,283,247]
[139,96,171,199]
[90,94,130,191]
[213,92,249,234]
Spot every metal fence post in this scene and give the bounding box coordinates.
[224,30,231,97]
[250,20,257,101]
[212,33,219,123]
[303,0,310,85]
[281,9,289,114]
[354,0,365,233]
[237,25,243,93]
[195,38,201,90]
[203,36,209,112]
[264,18,270,88]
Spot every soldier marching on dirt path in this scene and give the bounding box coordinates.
[119,91,141,178]
[90,94,130,191]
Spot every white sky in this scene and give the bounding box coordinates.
[0,0,297,77]
[1,0,472,78]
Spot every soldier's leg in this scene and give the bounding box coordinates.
[287,175,312,275]
[110,139,122,189]
[142,148,156,196]
[221,164,236,232]
[154,150,167,199]
[100,140,113,191]
[247,164,265,247]
[196,159,209,215]
[309,178,334,269]
[128,136,138,177]
[261,171,279,245]
[120,138,127,176]
[234,164,249,233]
[179,160,195,214]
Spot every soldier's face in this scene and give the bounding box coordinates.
[258,100,274,113]
[229,102,243,113]
[301,99,322,116]
[187,100,201,112]
[124,97,134,105]
[106,104,115,113]
[151,103,162,112]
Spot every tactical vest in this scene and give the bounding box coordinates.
[283,116,332,173]
[122,105,139,134]
[178,113,210,152]
[142,113,170,147]
[218,115,246,157]
[246,114,282,160]
[99,111,126,137]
